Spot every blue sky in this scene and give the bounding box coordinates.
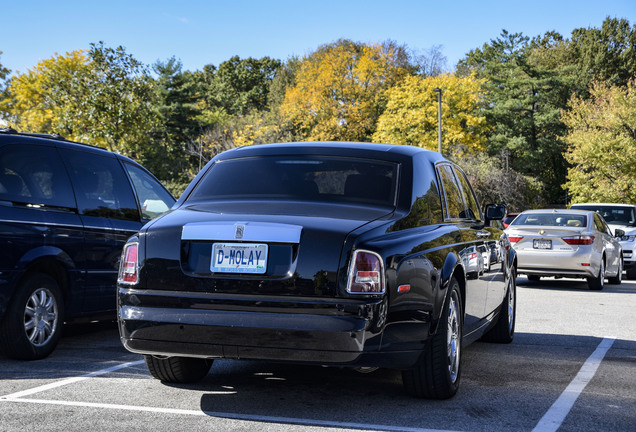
[1,0,634,75]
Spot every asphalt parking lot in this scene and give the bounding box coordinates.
[1,277,635,432]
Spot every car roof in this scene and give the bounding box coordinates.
[213,141,446,162]
[520,209,593,215]
[571,203,635,208]
[0,128,138,164]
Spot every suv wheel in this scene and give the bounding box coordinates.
[0,273,64,360]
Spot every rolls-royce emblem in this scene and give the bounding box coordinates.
[235,225,245,239]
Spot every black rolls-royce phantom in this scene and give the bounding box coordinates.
[117,142,516,399]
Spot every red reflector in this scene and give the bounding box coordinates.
[508,236,523,243]
[581,263,591,267]
[398,284,410,293]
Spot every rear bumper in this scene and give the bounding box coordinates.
[515,249,599,278]
[117,288,429,369]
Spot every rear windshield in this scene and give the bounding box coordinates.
[187,156,399,207]
[511,213,588,228]
[571,205,636,227]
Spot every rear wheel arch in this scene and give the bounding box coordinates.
[21,257,70,305]
[432,255,465,336]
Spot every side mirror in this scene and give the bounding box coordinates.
[485,204,506,220]
[615,228,625,238]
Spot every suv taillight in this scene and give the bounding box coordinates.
[118,242,139,285]
[347,250,385,294]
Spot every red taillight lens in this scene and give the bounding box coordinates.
[562,235,594,245]
[470,252,478,259]
[508,236,523,243]
[347,250,384,294]
[118,243,139,285]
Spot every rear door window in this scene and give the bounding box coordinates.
[0,143,75,209]
[454,167,482,221]
[437,164,465,220]
[60,148,140,221]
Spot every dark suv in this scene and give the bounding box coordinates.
[0,129,175,360]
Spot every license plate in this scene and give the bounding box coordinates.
[211,243,268,274]
[533,239,552,249]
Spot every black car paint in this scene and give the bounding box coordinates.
[0,134,175,323]
[118,142,515,370]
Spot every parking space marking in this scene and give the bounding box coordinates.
[0,359,145,400]
[0,358,461,432]
[532,336,615,432]
[2,396,462,432]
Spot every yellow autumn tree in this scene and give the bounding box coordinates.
[372,73,489,155]
[564,80,636,203]
[280,39,411,142]
[0,50,89,137]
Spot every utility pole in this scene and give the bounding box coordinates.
[433,88,442,154]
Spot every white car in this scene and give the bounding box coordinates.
[570,203,636,279]
[505,209,623,290]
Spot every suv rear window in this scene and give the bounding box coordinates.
[187,156,399,207]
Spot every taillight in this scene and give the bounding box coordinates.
[562,235,594,245]
[118,242,139,285]
[508,236,523,243]
[347,250,385,294]
[470,252,478,259]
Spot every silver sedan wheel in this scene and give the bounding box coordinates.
[24,287,59,347]
[447,292,461,383]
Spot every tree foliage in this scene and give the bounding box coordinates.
[563,80,636,203]
[0,50,89,135]
[570,17,636,89]
[280,39,412,142]
[457,30,578,204]
[0,43,157,158]
[458,152,545,212]
[372,73,488,154]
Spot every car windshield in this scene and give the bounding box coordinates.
[572,205,636,227]
[187,156,399,207]
[511,213,588,228]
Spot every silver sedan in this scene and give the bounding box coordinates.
[505,209,623,290]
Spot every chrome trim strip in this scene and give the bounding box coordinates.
[182,222,302,243]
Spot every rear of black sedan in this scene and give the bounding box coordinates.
[117,142,515,399]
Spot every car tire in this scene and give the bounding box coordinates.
[402,277,462,399]
[587,259,605,290]
[481,267,516,344]
[527,275,540,282]
[145,355,213,383]
[0,272,64,360]
[627,266,636,280]
[608,258,623,285]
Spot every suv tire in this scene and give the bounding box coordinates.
[0,273,64,360]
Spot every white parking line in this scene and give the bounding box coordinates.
[532,337,616,432]
[0,359,145,400]
[0,358,462,432]
[2,396,462,432]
